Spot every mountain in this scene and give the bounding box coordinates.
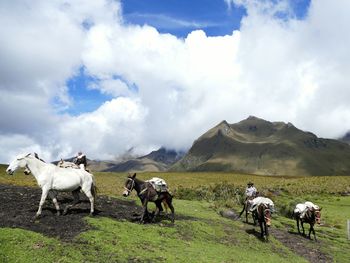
[100,148,184,172]
[171,116,350,176]
[339,132,350,144]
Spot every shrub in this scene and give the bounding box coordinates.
[173,182,244,206]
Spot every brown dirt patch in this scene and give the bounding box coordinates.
[0,184,145,240]
[269,227,332,263]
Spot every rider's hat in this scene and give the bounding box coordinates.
[247,181,254,186]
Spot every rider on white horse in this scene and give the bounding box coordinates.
[6,153,96,218]
[74,151,87,170]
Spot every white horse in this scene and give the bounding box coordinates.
[6,153,97,219]
[57,159,80,169]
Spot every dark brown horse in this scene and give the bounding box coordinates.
[123,173,175,223]
[295,208,322,241]
[252,203,272,240]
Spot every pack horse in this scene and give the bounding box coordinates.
[249,197,275,240]
[123,173,175,223]
[294,202,322,241]
[6,153,97,219]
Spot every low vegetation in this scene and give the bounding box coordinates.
[0,165,350,262]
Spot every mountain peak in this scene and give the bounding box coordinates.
[247,115,261,121]
[242,115,270,124]
[216,120,230,128]
[212,120,232,136]
[172,116,350,175]
[219,119,229,125]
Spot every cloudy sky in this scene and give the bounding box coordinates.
[1,0,350,163]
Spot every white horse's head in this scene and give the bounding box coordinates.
[6,153,32,175]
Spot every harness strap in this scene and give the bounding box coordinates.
[139,188,147,195]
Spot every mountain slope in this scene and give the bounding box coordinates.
[103,148,184,172]
[171,116,350,175]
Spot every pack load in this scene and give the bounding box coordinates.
[147,177,168,193]
[294,201,320,218]
[249,197,275,212]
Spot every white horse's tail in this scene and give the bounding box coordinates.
[91,183,97,199]
[90,174,97,199]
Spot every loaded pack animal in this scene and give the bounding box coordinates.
[6,153,97,219]
[123,173,175,223]
[57,159,80,169]
[294,203,322,241]
[250,197,274,240]
[74,152,88,170]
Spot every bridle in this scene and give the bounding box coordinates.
[313,209,321,223]
[262,204,271,219]
[124,177,135,195]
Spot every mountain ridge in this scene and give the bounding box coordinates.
[171,116,350,176]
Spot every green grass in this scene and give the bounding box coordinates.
[0,164,350,262]
[1,164,349,197]
[0,199,307,263]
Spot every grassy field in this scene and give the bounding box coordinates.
[0,164,350,262]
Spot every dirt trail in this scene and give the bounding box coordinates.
[269,227,332,263]
[220,209,332,263]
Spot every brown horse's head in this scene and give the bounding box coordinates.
[314,208,322,224]
[123,173,136,197]
[264,205,272,226]
[257,203,272,226]
[305,207,322,224]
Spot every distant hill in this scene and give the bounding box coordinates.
[53,157,118,172]
[96,148,184,172]
[171,116,350,176]
[1,148,183,173]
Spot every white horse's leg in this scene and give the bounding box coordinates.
[48,190,60,216]
[63,189,80,215]
[35,187,49,219]
[82,185,94,215]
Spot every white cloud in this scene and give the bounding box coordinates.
[57,97,147,160]
[1,0,350,163]
[0,134,53,164]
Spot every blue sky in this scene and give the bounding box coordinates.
[65,0,311,116]
[65,67,114,115]
[122,0,246,37]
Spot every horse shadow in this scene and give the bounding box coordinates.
[287,229,314,240]
[30,206,102,216]
[244,221,257,226]
[245,228,269,242]
[129,211,192,224]
[29,196,97,216]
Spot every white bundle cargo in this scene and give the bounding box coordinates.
[147,177,168,193]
